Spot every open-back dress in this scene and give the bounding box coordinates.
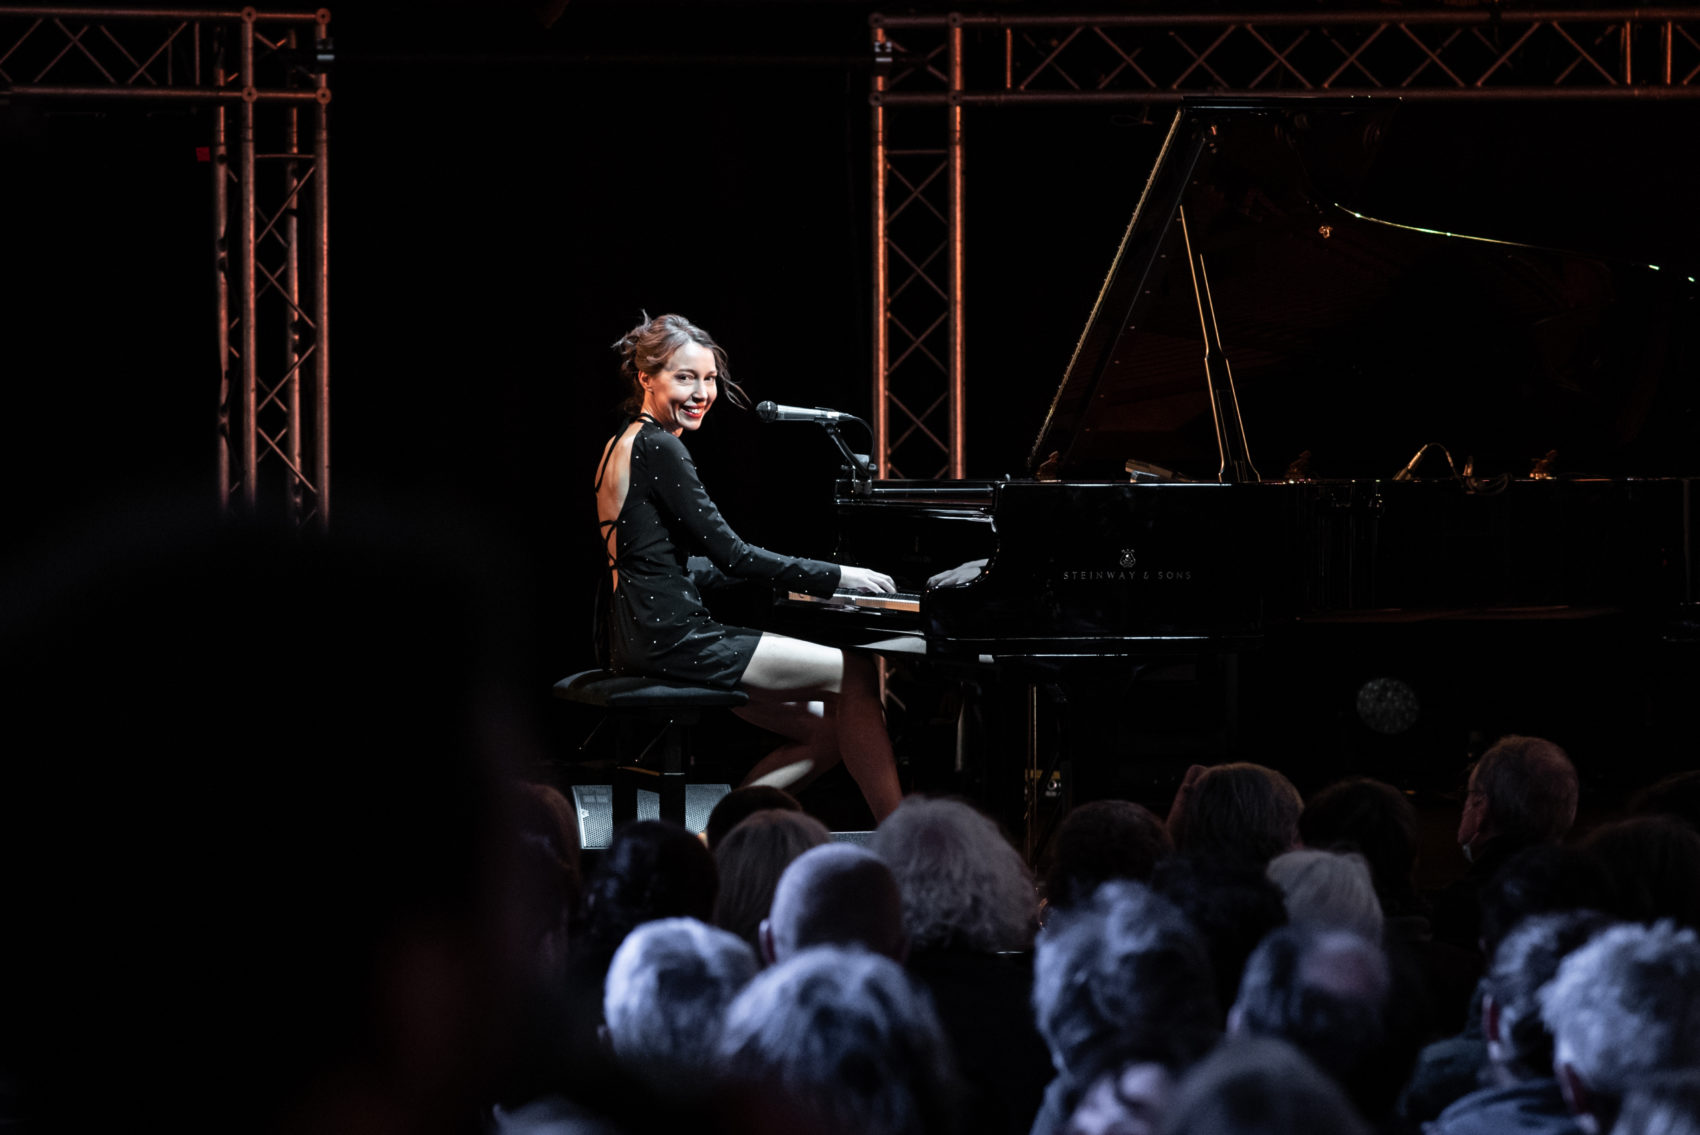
[597,415,841,689]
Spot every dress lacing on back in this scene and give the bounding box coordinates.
[590,413,655,665]
[591,412,841,689]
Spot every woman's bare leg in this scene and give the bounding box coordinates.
[740,633,903,823]
[834,651,903,821]
[733,699,840,793]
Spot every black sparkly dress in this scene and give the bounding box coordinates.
[599,416,841,689]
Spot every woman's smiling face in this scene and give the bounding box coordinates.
[639,341,718,434]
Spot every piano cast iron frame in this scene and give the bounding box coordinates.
[870,7,1700,481]
[2,5,333,529]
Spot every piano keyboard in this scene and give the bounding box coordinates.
[785,589,922,614]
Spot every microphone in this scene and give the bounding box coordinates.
[755,401,855,424]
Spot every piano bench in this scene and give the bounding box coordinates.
[552,669,749,834]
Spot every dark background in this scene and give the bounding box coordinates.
[5,0,1699,813]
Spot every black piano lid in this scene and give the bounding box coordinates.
[1028,98,1700,482]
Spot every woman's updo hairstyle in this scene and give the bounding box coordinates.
[611,312,748,414]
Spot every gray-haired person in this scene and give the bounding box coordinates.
[1539,920,1700,1134]
[602,917,759,1088]
[760,842,908,964]
[1031,880,1219,1135]
[716,945,959,1135]
[1424,910,1614,1135]
[1266,848,1384,943]
[1612,1071,1700,1135]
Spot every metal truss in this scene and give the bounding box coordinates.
[2,5,333,528]
[869,7,1700,478]
[871,22,965,479]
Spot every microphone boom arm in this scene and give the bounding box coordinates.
[754,400,875,494]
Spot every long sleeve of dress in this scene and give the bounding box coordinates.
[645,430,841,597]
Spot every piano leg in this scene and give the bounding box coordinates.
[976,660,1237,866]
[942,673,1073,864]
[1022,682,1071,864]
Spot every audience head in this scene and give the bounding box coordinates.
[1459,734,1578,856]
[1155,1037,1372,1135]
[1581,816,1700,929]
[1613,1071,1700,1135]
[1033,881,1220,1093]
[705,785,804,851]
[1229,924,1419,1122]
[1266,849,1383,942]
[871,796,1037,953]
[508,782,583,982]
[1539,920,1700,1132]
[1149,855,1288,1019]
[1477,843,1617,960]
[1628,770,1700,832]
[1299,777,1422,915]
[1481,910,1615,1084]
[763,843,907,965]
[712,809,832,951]
[1169,763,1302,867]
[602,917,758,1087]
[579,820,719,971]
[515,780,584,875]
[1043,799,1173,912]
[717,946,958,1135]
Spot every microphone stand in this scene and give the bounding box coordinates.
[820,419,875,497]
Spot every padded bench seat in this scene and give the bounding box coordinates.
[553,669,746,837]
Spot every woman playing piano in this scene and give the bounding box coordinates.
[594,313,903,822]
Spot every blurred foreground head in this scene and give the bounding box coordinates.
[1156,1037,1370,1135]
[603,917,758,1087]
[1032,880,1219,1092]
[0,497,535,1135]
[717,946,960,1135]
[1229,924,1423,1123]
[1539,919,1700,1133]
[1613,1072,1700,1135]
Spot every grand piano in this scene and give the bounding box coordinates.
[776,99,1699,843]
